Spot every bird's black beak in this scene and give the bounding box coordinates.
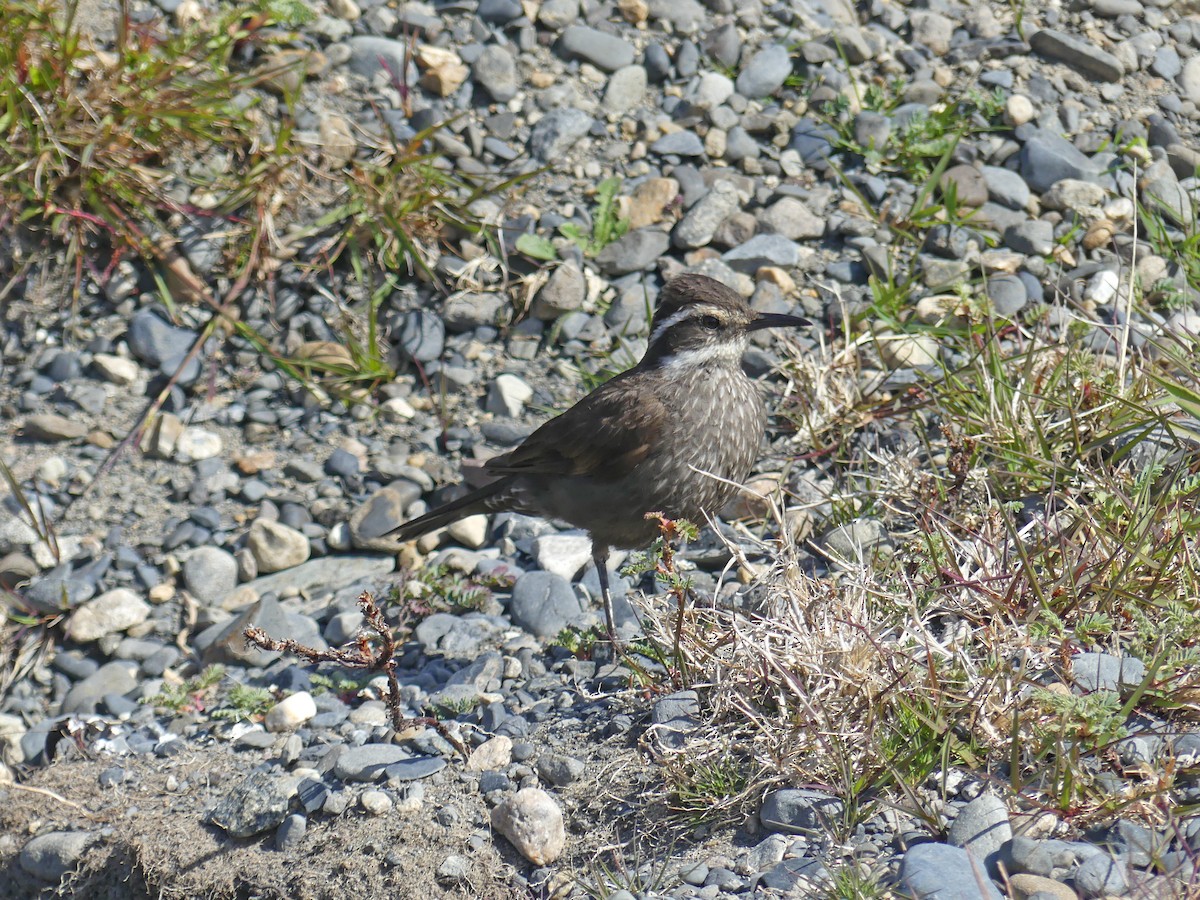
[747,312,812,331]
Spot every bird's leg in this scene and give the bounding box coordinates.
[593,546,619,647]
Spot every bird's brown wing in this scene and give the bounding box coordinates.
[484,373,665,480]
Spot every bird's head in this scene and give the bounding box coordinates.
[643,274,810,370]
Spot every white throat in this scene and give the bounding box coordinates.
[657,340,745,369]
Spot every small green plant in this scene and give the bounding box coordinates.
[622,514,700,677]
[398,563,516,616]
[516,176,629,260]
[142,665,226,714]
[310,671,371,696]
[552,625,603,658]
[212,683,275,722]
[432,696,480,717]
[665,755,752,826]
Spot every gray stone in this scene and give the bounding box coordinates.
[536,753,585,786]
[724,127,760,161]
[443,291,507,331]
[1152,45,1182,81]
[1009,837,1092,879]
[1019,133,1102,193]
[1042,179,1109,213]
[61,660,138,714]
[602,65,647,117]
[437,853,470,884]
[19,831,97,882]
[126,308,200,381]
[509,570,588,638]
[673,181,740,249]
[66,588,150,642]
[478,0,521,23]
[1072,652,1146,694]
[386,756,447,781]
[899,843,1003,899]
[183,547,238,605]
[529,108,593,161]
[761,789,845,834]
[473,45,519,103]
[538,0,578,28]
[760,857,829,891]
[651,130,705,157]
[820,518,894,565]
[345,36,410,81]
[702,22,741,69]
[490,788,565,865]
[987,274,1029,317]
[1181,56,1200,107]
[947,794,1012,877]
[760,197,825,240]
[335,744,410,781]
[247,519,310,573]
[276,813,306,851]
[910,10,955,55]
[397,308,444,364]
[198,595,325,667]
[1004,220,1055,256]
[533,264,586,320]
[688,72,734,109]
[1029,29,1124,82]
[735,44,792,99]
[23,415,87,441]
[645,0,705,32]
[594,229,670,276]
[207,770,296,837]
[557,26,635,71]
[1074,854,1127,897]
[723,234,806,272]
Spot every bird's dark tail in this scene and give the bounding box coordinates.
[386,480,510,542]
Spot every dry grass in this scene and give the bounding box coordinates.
[634,292,1200,849]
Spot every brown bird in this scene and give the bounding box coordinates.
[388,273,809,639]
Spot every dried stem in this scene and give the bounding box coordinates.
[244,591,466,757]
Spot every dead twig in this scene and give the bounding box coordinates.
[243,591,466,758]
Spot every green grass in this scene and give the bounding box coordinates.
[0,0,506,408]
[516,176,629,261]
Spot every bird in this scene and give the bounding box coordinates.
[388,273,810,641]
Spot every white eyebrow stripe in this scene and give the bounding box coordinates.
[648,304,725,347]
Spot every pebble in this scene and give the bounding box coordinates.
[735,44,792,99]
[19,831,97,882]
[900,843,1004,899]
[182,547,238,605]
[207,770,296,837]
[947,794,1011,877]
[529,108,593,162]
[473,45,519,102]
[247,519,311,573]
[65,588,151,642]
[360,790,393,816]
[490,788,566,865]
[558,26,635,71]
[1030,29,1125,82]
[265,691,317,731]
[23,414,88,441]
[508,571,589,638]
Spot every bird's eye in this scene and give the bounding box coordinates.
[700,314,720,330]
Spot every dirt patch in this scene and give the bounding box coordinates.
[0,701,737,899]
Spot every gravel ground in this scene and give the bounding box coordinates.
[3,0,1200,895]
